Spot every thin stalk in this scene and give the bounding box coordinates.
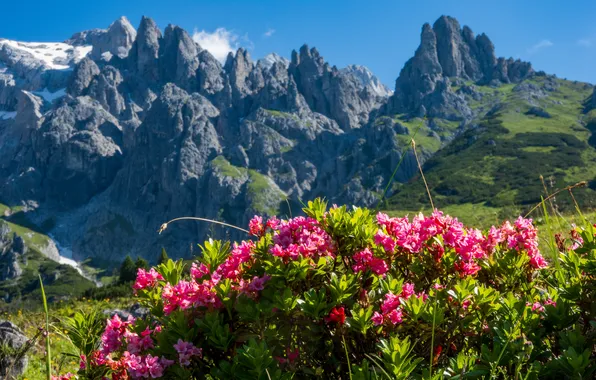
[342,334,353,380]
[39,275,51,380]
[429,292,438,379]
[524,181,587,218]
[540,197,560,270]
[374,122,425,213]
[158,216,249,235]
[412,139,434,210]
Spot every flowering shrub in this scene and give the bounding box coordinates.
[61,199,596,379]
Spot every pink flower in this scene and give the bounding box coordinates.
[387,309,403,325]
[370,258,389,276]
[351,248,388,276]
[215,241,255,280]
[374,230,396,254]
[173,339,202,367]
[462,299,471,310]
[269,217,335,261]
[454,260,481,277]
[249,215,265,236]
[381,293,401,314]
[161,279,221,315]
[190,263,210,279]
[126,328,154,354]
[400,283,415,299]
[133,268,164,292]
[101,314,135,355]
[276,347,300,365]
[529,253,548,269]
[530,302,545,313]
[79,355,86,370]
[544,298,557,307]
[266,216,280,231]
[372,312,384,326]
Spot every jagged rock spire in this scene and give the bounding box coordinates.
[386,15,533,118]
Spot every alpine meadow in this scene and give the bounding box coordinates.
[0,6,595,379]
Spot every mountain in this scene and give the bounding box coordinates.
[0,14,594,297]
[340,65,393,97]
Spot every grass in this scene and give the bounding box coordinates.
[211,156,248,179]
[0,206,97,305]
[247,170,286,215]
[2,297,131,380]
[387,76,596,217]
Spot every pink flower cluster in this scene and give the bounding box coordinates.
[162,279,221,315]
[173,339,202,367]
[126,327,155,354]
[270,216,335,261]
[372,283,417,326]
[374,211,547,276]
[249,215,280,236]
[214,240,255,280]
[483,217,547,268]
[101,314,135,355]
[352,248,388,276]
[133,268,164,293]
[238,275,271,297]
[122,352,174,378]
[375,211,449,254]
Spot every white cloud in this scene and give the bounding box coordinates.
[527,39,553,54]
[192,28,241,62]
[577,38,593,47]
[263,28,275,38]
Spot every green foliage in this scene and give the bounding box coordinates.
[49,198,596,379]
[388,77,596,217]
[135,257,149,271]
[61,308,105,375]
[118,255,137,284]
[157,248,169,266]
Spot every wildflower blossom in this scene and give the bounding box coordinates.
[325,307,346,325]
[133,268,164,292]
[249,215,265,236]
[173,339,202,367]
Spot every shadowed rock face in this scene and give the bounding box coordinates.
[0,15,536,262]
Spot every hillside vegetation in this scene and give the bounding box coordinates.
[386,76,596,223]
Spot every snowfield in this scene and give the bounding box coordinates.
[0,39,92,70]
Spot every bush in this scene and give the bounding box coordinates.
[61,199,596,379]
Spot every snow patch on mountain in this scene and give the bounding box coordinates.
[341,64,393,97]
[257,53,290,70]
[32,88,67,102]
[0,39,92,70]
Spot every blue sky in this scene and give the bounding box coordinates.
[2,0,596,87]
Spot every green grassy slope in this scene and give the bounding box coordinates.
[385,76,596,225]
[0,204,96,306]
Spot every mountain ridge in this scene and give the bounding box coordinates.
[0,13,592,285]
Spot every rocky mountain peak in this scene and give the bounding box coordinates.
[89,16,137,60]
[340,65,393,97]
[159,24,200,87]
[128,16,162,81]
[385,15,533,119]
[257,53,289,71]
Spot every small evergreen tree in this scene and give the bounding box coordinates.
[119,255,137,283]
[157,248,169,266]
[135,257,149,271]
